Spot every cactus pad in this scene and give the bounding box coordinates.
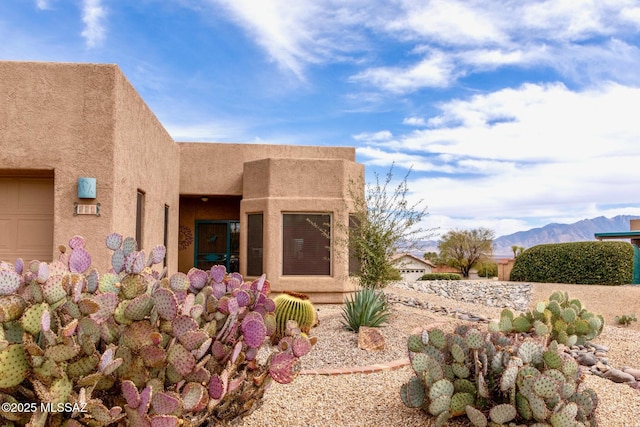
[0,344,29,388]
[450,392,475,416]
[69,247,92,273]
[489,403,517,424]
[400,376,425,408]
[465,405,488,427]
[0,294,26,321]
[428,395,451,416]
[407,334,425,353]
[268,352,299,384]
[428,328,446,349]
[429,378,454,400]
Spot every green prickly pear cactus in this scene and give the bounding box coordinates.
[0,233,315,426]
[489,290,604,347]
[400,325,598,426]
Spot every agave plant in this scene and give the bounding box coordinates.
[341,286,390,332]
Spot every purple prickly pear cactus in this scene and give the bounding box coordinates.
[0,232,316,426]
[208,372,228,400]
[169,272,190,292]
[0,269,21,296]
[122,380,141,409]
[105,233,123,251]
[149,245,166,266]
[122,236,137,256]
[69,246,91,273]
[187,268,208,291]
[241,317,267,348]
[151,392,181,416]
[210,265,226,283]
[268,352,299,384]
[14,258,24,275]
[152,288,178,321]
[111,249,125,273]
[212,282,226,299]
[68,235,86,250]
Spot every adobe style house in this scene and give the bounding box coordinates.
[0,61,363,302]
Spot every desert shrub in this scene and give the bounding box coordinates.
[0,233,314,426]
[419,273,462,281]
[475,261,498,278]
[509,241,633,285]
[341,286,390,332]
[615,313,637,326]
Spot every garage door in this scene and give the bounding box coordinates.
[0,177,54,263]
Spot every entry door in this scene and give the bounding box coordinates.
[194,221,239,272]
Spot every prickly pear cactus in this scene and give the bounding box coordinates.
[400,325,597,426]
[489,290,605,347]
[0,233,314,426]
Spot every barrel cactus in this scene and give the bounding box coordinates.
[0,233,314,426]
[400,325,597,426]
[273,291,316,343]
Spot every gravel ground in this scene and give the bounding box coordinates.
[237,283,640,427]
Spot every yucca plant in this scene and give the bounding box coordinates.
[341,286,391,332]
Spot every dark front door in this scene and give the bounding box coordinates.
[194,220,239,273]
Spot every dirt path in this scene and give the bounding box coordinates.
[529,282,640,332]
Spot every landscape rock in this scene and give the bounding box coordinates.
[603,368,637,383]
[623,367,640,380]
[358,326,385,351]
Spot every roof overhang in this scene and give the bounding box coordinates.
[594,231,640,240]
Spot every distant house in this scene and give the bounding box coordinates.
[391,253,436,282]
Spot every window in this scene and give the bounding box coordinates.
[283,214,330,276]
[163,204,169,267]
[348,215,361,276]
[247,214,264,276]
[136,190,145,248]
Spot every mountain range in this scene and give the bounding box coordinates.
[492,215,639,257]
[420,215,639,258]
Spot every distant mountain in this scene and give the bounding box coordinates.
[415,215,640,258]
[493,215,640,257]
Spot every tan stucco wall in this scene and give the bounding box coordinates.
[241,158,363,302]
[179,143,356,196]
[0,61,117,267]
[112,69,180,272]
[0,61,179,273]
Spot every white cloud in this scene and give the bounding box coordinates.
[36,0,51,9]
[379,82,640,162]
[358,81,640,236]
[208,0,370,79]
[403,116,426,126]
[349,50,458,92]
[81,0,106,48]
[352,130,392,142]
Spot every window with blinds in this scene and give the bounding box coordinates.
[282,213,331,276]
[247,213,263,276]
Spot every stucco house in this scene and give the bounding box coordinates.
[391,253,435,282]
[0,61,363,302]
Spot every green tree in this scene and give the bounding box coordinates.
[348,166,434,288]
[438,228,495,278]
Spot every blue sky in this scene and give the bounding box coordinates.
[2,1,640,238]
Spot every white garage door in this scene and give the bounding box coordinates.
[0,177,54,263]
